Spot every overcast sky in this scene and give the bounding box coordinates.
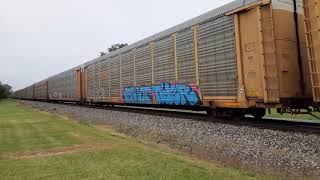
[0,0,234,90]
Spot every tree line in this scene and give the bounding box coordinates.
[100,43,128,56]
[0,82,12,99]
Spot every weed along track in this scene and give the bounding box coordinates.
[19,100,320,178]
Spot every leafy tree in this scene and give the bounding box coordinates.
[100,52,106,56]
[107,43,128,53]
[0,82,12,99]
[100,43,128,56]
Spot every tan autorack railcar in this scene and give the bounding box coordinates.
[33,81,48,100]
[25,85,34,99]
[13,89,25,99]
[80,0,312,118]
[13,0,318,118]
[47,67,81,101]
[303,0,320,103]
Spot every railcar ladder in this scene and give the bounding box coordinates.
[257,6,280,103]
[303,0,320,102]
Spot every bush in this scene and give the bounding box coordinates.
[0,82,12,99]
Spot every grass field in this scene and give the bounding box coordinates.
[0,100,275,179]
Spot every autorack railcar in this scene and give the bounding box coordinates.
[33,81,48,100]
[47,67,81,101]
[13,0,320,118]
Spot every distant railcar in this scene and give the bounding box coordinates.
[25,86,34,100]
[13,89,25,99]
[47,68,80,101]
[13,0,320,118]
[33,81,48,100]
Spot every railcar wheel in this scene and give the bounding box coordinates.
[250,108,266,119]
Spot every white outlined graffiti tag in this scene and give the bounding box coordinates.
[122,82,201,106]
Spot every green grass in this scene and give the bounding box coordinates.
[0,100,274,179]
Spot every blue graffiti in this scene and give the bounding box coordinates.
[122,82,201,106]
[122,86,153,104]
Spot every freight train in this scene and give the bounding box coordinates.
[12,0,320,119]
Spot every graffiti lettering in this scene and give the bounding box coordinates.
[122,82,201,106]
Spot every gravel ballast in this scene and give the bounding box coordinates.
[19,100,320,178]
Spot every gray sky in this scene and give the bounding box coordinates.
[0,0,233,91]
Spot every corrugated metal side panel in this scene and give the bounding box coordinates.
[109,56,120,97]
[69,72,77,99]
[21,89,25,99]
[68,71,77,99]
[34,84,40,99]
[197,16,238,97]
[121,51,134,88]
[48,79,55,99]
[15,89,25,99]
[86,62,101,100]
[13,90,18,98]
[99,59,109,100]
[94,61,101,100]
[153,36,175,82]
[48,70,77,100]
[135,45,152,85]
[244,0,259,5]
[176,28,196,83]
[34,81,47,99]
[86,64,94,100]
[34,83,41,99]
[26,86,33,99]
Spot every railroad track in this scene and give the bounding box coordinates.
[42,100,320,135]
[261,116,320,132]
